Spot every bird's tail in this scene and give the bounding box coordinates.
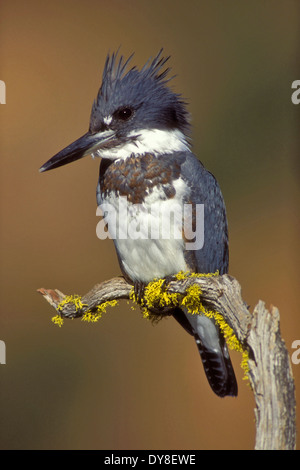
[173,308,238,397]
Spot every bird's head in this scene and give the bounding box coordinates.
[39,50,190,172]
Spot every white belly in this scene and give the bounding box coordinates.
[116,235,187,283]
[99,179,189,282]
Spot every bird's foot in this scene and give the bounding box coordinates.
[161,274,176,291]
[133,277,176,318]
[134,281,146,304]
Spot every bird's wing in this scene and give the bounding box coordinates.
[173,152,237,397]
[180,152,229,275]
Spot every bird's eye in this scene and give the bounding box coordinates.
[114,107,133,121]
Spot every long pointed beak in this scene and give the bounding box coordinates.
[39,129,116,172]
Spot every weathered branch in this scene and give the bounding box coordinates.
[38,274,296,450]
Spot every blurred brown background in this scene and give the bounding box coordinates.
[0,0,299,450]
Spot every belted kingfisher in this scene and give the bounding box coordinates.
[40,50,238,397]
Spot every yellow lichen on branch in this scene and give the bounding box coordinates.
[38,273,296,449]
[49,271,249,378]
[130,271,249,379]
[81,299,119,323]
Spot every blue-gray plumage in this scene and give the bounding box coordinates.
[40,50,237,397]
